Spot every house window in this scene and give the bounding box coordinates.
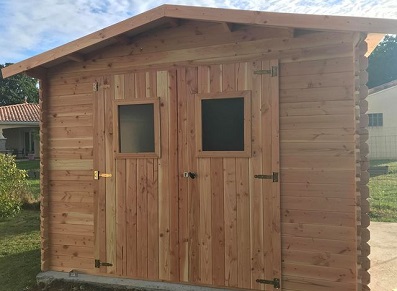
[368,113,383,127]
[196,90,251,157]
[115,99,160,157]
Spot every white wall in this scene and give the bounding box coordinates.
[367,85,397,159]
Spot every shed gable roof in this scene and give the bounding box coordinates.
[0,103,40,123]
[3,4,397,79]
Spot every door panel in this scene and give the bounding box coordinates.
[177,60,281,290]
[94,70,179,280]
[94,61,280,290]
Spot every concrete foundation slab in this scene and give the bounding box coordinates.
[37,271,231,291]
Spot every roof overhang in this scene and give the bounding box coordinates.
[2,4,397,79]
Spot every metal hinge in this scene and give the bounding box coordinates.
[93,170,112,180]
[95,259,113,268]
[256,278,280,289]
[254,66,278,77]
[254,172,279,182]
[93,82,99,91]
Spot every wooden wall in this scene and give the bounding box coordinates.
[45,73,95,272]
[279,54,358,291]
[41,20,364,290]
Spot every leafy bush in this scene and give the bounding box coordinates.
[0,154,30,218]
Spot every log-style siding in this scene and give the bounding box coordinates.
[46,75,95,273]
[41,20,363,291]
[279,54,357,291]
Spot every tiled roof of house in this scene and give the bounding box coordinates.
[0,102,40,123]
[369,79,397,95]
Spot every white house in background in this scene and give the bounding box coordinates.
[0,102,40,158]
[367,80,397,159]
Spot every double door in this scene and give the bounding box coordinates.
[93,60,281,290]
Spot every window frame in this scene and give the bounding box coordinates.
[368,113,383,127]
[114,98,160,159]
[195,90,252,158]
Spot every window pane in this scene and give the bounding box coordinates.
[118,104,155,153]
[201,97,244,151]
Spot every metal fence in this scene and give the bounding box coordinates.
[368,160,397,222]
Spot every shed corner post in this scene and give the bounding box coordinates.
[38,76,50,272]
[354,33,371,291]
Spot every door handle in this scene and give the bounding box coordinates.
[183,172,197,179]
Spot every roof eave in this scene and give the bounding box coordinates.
[2,4,397,78]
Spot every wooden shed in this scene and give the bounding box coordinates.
[2,5,397,291]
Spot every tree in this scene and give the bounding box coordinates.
[0,63,39,105]
[368,35,397,89]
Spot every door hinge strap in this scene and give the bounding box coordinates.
[95,259,113,268]
[254,66,278,77]
[256,278,280,289]
[254,172,279,182]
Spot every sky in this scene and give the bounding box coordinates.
[1,0,397,65]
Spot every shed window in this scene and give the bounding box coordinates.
[196,91,251,157]
[115,99,160,157]
[369,113,383,127]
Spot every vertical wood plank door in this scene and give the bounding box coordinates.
[177,60,281,290]
[93,70,179,280]
[93,61,281,290]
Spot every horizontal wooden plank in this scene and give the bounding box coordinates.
[49,170,93,181]
[283,262,355,283]
[50,255,93,270]
[49,223,93,236]
[49,93,93,106]
[48,191,94,204]
[280,155,355,170]
[92,21,294,60]
[282,223,355,240]
[280,128,354,143]
[281,209,355,227]
[280,100,354,117]
[282,235,355,254]
[280,86,354,103]
[282,197,355,213]
[50,202,94,215]
[280,71,353,90]
[48,126,93,139]
[281,182,355,198]
[53,33,353,75]
[280,115,355,130]
[47,114,93,128]
[49,138,93,149]
[49,181,94,192]
[48,74,93,85]
[50,233,94,248]
[281,141,355,157]
[49,159,93,171]
[49,212,94,226]
[282,275,355,291]
[47,103,92,114]
[47,148,93,159]
[282,249,355,269]
[48,82,94,96]
[51,244,93,259]
[279,57,354,77]
[281,169,355,185]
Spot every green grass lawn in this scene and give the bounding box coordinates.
[369,159,397,222]
[15,160,40,171]
[0,210,40,291]
[16,160,41,201]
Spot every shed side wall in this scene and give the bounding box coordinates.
[43,22,358,291]
[279,55,357,291]
[46,75,95,272]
